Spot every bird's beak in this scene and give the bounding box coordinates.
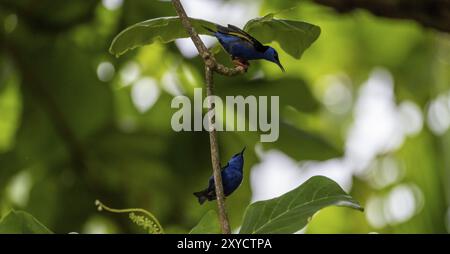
[240,147,246,155]
[276,61,285,72]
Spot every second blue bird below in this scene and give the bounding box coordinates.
[193,147,246,205]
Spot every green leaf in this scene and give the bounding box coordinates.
[262,121,342,161]
[244,14,321,59]
[217,77,319,113]
[239,176,363,234]
[0,210,53,234]
[110,15,320,59]
[189,210,221,234]
[110,16,216,57]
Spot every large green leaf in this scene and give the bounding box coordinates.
[0,210,53,234]
[189,210,220,234]
[110,16,216,57]
[244,14,321,59]
[239,176,363,234]
[110,15,320,59]
[262,121,342,161]
[217,77,319,113]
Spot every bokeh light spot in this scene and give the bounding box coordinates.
[131,78,160,113]
[97,61,115,82]
[384,184,421,225]
[366,196,386,229]
[162,71,184,96]
[398,100,423,136]
[102,0,123,11]
[4,14,18,33]
[120,61,141,86]
[6,170,32,207]
[322,74,353,115]
[427,95,450,135]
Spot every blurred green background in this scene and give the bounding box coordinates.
[1,0,449,233]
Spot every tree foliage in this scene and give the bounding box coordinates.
[0,0,449,234]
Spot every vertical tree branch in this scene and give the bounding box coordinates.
[171,0,213,65]
[205,65,231,234]
[171,0,231,234]
[171,0,246,77]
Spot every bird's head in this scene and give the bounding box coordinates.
[263,47,285,72]
[229,147,246,168]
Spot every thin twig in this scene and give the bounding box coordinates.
[216,63,247,76]
[171,0,246,234]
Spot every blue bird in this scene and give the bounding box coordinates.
[204,24,285,72]
[194,147,246,204]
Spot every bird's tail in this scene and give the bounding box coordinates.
[193,189,209,205]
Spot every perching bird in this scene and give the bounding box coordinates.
[193,147,245,204]
[203,24,285,72]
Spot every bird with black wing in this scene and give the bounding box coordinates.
[204,24,285,72]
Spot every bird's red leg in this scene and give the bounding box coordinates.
[232,57,250,72]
